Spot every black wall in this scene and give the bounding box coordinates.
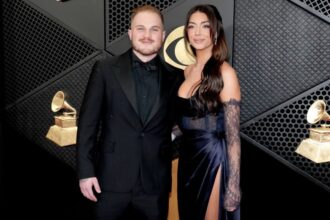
[2,0,330,219]
[2,127,330,219]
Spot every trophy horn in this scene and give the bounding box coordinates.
[306,100,330,124]
[46,90,77,147]
[51,91,76,116]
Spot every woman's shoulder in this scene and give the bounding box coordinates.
[219,61,240,100]
[219,61,239,83]
[220,61,236,76]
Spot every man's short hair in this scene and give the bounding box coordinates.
[130,5,164,26]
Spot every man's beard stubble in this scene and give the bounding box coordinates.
[132,38,162,56]
[132,45,160,56]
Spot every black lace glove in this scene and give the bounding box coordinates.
[223,99,241,211]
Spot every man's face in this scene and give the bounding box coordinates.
[128,11,165,59]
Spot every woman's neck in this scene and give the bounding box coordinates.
[195,50,212,66]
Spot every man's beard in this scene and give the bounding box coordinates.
[132,38,161,56]
[132,45,160,56]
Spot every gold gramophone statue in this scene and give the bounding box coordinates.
[46,91,77,147]
[295,100,330,163]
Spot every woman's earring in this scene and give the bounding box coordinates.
[214,33,218,45]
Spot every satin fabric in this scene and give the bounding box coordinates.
[176,96,240,220]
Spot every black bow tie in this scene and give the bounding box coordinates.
[134,60,157,71]
[144,63,157,71]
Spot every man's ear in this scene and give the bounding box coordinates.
[128,29,132,40]
[162,31,166,42]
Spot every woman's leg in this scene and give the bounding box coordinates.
[205,166,221,220]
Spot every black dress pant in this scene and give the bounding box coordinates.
[94,177,169,220]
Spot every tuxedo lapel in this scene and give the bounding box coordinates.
[113,51,139,115]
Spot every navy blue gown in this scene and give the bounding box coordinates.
[176,96,241,220]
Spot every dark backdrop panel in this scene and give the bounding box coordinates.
[106,0,234,58]
[234,0,330,123]
[289,0,330,23]
[2,0,330,218]
[26,0,105,49]
[234,0,330,191]
[3,0,98,106]
[3,0,106,167]
[3,0,329,199]
[5,53,107,168]
[241,81,330,190]
[106,0,179,54]
[2,0,231,171]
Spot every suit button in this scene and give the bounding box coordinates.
[140,133,145,137]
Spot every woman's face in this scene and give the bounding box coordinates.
[187,11,213,51]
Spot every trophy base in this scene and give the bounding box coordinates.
[55,115,76,128]
[295,138,330,163]
[46,125,77,147]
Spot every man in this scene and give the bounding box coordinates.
[76,5,183,220]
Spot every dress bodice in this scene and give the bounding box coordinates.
[176,96,225,133]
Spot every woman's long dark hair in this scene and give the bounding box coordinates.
[184,4,229,116]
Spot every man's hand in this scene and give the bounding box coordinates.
[79,177,101,202]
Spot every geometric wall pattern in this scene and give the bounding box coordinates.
[3,0,330,192]
[107,0,178,43]
[234,0,330,123]
[5,54,107,168]
[241,81,330,190]
[3,0,97,106]
[234,0,330,191]
[2,0,181,168]
[289,0,330,23]
[105,0,231,56]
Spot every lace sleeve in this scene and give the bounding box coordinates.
[223,99,241,211]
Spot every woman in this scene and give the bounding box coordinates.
[176,4,241,220]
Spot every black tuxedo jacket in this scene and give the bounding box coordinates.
[77,50,183,194]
